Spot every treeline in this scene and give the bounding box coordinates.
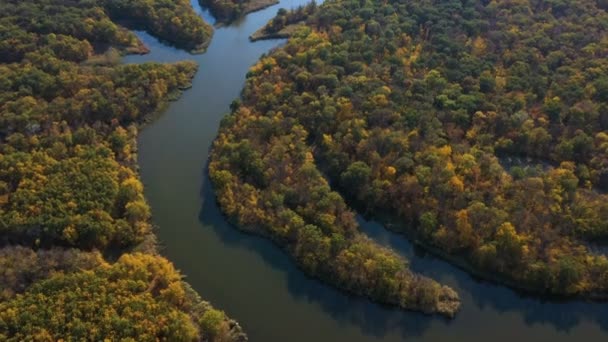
[250,2,318,41]
[0,1,245,340]
[200,0,244,22]
[103,0,213,52]
[264,2,318,35]
[0,0,212,56]
[211,0,608,304]
[200,0,278,23]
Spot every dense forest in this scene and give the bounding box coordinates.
[210,0,465,316]
[210,0,608,305]
[0,248,241,341]
[0,1,245,340]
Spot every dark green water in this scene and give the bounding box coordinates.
[126,1,608,341]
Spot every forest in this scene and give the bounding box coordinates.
[210,0,608,306]
[0,0,245,340]
[4,0,608,338]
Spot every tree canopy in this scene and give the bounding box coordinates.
[211,0,608,305]
[0,252,239,342]
[0,1,245,340]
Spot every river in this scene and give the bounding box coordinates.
[124,1,608,341]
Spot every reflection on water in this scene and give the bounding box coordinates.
[130,0,608,341]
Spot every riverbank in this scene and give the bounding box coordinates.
[206,203,461,317]
[202,0,279,26]
[366,210,608,302]
[249,22,303,41]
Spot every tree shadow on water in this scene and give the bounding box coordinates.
[360,218,608,335]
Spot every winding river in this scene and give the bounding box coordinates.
[125,1,608,341]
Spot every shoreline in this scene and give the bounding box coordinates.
[205,176,461,318]
[366,210,608,303]
[211,0,280,27]
[249,23,303,41]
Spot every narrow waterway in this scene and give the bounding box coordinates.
[127,1,608,341]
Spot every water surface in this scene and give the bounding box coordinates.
[128,1,608,341]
